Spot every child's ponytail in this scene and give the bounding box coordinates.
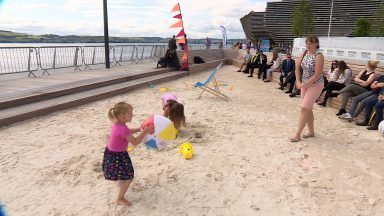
[108,108,116,123]
[108,102,133,123]
[168,101,186,129]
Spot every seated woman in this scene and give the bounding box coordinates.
[317,60,352,107]
[325,60,339,85]
[334,60,378,116]
[366,90,384,130]
[264,51,281,82]
[349,75,384,125]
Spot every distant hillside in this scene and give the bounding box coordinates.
[0,30,243,44]
[0,30,164,43]
[0,30,42,43]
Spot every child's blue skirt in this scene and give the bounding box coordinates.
[102,147,134,181]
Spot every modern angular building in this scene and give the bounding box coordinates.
[240,0,383,44]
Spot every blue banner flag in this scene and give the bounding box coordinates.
[220,26,227,48]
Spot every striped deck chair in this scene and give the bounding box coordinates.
[194,62,229,101]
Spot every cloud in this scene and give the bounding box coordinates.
[0,0,273,39]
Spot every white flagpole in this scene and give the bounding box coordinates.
[328,0,334,37]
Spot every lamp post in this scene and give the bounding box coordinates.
[103,0,110,68]
[328,0,334,37]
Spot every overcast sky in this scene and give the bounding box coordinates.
[0,0,278,39]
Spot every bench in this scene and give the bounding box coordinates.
[175,48,241,73]
[270,53,384,119]
[319,59,384,115]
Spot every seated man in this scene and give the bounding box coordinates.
[167,50,180,70]
[279,53,295,90]
[245,51,260,76]
[236,48,253,72]
[163,49,173,67]
[255,50,268,79]
[284,73,297,94]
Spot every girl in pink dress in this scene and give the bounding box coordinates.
[102,101,153,206]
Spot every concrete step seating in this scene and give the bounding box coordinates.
[0,49,239,127]
[319,60,384,114]
[0,71,185,127]
[0,67,173,110]
[176,49,225,73]
[269,53,384,119]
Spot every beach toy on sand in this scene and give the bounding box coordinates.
[0,203,6,216]
[159,87,175,92]
[127,145,135,152]
[180,142,193,160]
[379,120,384,137]
[141,115,177,150]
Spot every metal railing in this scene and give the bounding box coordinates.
[187,44,220,50]
[0,47,39,77]
[0,44,222,77]
[38,46,83,76]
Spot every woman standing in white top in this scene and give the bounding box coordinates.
[264,51,281,82]
[317,60,352,107]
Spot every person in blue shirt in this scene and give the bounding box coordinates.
[355,75,384,130]
[361,88,384,130]
[279,53,296,91]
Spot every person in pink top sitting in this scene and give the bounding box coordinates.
[102,101,153,206]
[161,93,186,129]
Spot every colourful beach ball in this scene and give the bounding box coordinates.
[379,120,384,137]
[141,115,177,150]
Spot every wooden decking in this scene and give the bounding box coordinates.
[0,48,237,127]
[0,63,187,127]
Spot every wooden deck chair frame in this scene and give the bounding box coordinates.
[195,62,229,101]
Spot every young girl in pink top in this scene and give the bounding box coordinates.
[102,101,153,206]
[161,93,186,129]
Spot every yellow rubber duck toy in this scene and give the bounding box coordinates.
[180,142,193,160]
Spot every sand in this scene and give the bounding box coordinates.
[0,65,383,216]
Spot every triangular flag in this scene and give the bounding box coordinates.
[171,4,180,12]
[181,52,188,61]
[176,29,185,38]
[170,20,183,28]
[177,37,185,44]
[173,14,182,19]
[179,62,189,71]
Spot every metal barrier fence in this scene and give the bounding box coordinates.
[187,44,220,50]
[82,46,110,70]
[0,44,222,77]
[39,46,83,76]
[0,47,39,77]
